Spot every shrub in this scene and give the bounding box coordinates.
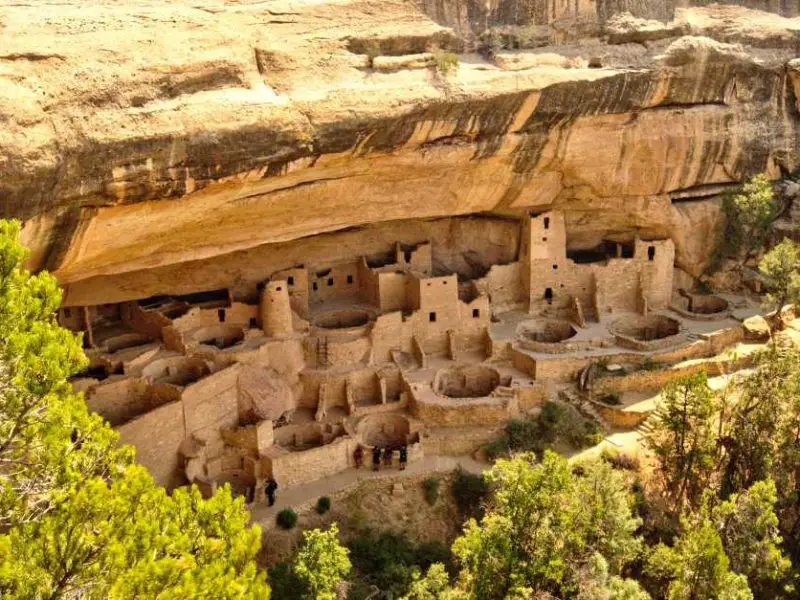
[451,467,490,519]
[601,447,640,471]
[422,477,440,506]
[267,561,307,600]
[316,496,331,514]
[276,508,298,529]
[431,46,459,74]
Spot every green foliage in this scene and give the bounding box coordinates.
[486,401,603,459]
[403,563,466,600]
[268,561,307,600]
[710,480,790,596]
[452,452,642,599]
[317,495,331,514]
[721,174,776,264]
[431,47,459,75]
[758,238,800,315]
[643,372,718,515]
[646,519,753,600]
[422,477,440,506]
[450,468,490,520]
[575,554,651,600]
[292,524,351,600]
[277,508,298,530]
[348,529,452,597]
[0,220,268,599]
[601,447,641,471]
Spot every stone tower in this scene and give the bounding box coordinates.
[260,280,293,338]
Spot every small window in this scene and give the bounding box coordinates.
[327,278,334,287]
[443,280,447,285]
[544,217,550,229]
[313,282,318,291]
[544,288,553,303]
[218,309,226,323]
[427,282,432,287]
[249,317,258,328]
[648,246,656,261]
[347,274,353,284]
[64,308,72,318]
[276,286,282,291]
[288,276,294,286]
[552,264,558,270]
[472,308,480,318]
[257,282,265,291]
[542,237,547,242]
[429,312,437,322]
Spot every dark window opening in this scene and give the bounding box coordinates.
[429,312,437,322]
[249,317,258,328]
[472,308,480,318]
[327,278,334,287]
[542,237,547,242]
[552,264,558,270]
[312,282,318,291]
[443,280,448,284]
[347,275,354,284]
[288,276,294,286]
[175,288,229,308]
[257,282,265,291]
[218,309,226,323]
[544,217,550,229]
[404,249,412,262]
[276,286,282,291]
[648,246,656,261]
[544,288,553,304]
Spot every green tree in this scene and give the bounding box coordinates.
[711,480,790,596]
[643,373,718,515]
[292,524,351,600]
[646,519,753,600]
[576,554,651,600]
[723,174,777,265]
[452,452,642,599]
[404,563,467,600]
[0,220,269,598]
[758,238,800,319]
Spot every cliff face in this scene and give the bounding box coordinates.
[2,0,800,304]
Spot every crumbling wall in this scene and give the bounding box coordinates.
[182,364,241,457]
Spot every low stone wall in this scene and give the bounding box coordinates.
[264,436,355,489]
[409,386,518,426]
[422,425,503,455]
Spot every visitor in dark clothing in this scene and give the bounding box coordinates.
[354,444,364,469]
[265,477,278,507]
[372,446,382,471]
[383,446,394,468]
[399,445,408,470]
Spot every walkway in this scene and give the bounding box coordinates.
[249,454,486,527]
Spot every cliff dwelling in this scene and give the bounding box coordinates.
[53,208,757,495]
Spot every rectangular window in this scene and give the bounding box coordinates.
[327,278,334,287]
[648,246,656,261]
[288,276,294,286]
[472,308,480,318]
[312,282,318,291]
[347,274,353,284]
[249,317,258,328]
[429,312,437,322]
[544,217,550,229]
[218,309,226,323]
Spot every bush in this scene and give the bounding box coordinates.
[267,561,306,600]
[601,447,641,471]
[431,46,459,74]
[422,477,440,506]
[316,496,331,514]
[451,467,490,519]
[276,508,298,529]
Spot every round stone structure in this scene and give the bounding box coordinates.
[313,309,372,329]
[670,294,730,320]
[610,314,683,351]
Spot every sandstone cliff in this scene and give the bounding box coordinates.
[2,0,800,303]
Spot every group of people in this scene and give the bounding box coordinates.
[353,443,407,471]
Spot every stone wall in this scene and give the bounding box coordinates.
[182,364,241,457]
[118,400,186,489]
[263,436,355,488]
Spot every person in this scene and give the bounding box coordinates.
[383,446,393,468]
[399,445,408,471]
[372,446,381,472]
[265,477,278,507]
[354,444,364,469]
